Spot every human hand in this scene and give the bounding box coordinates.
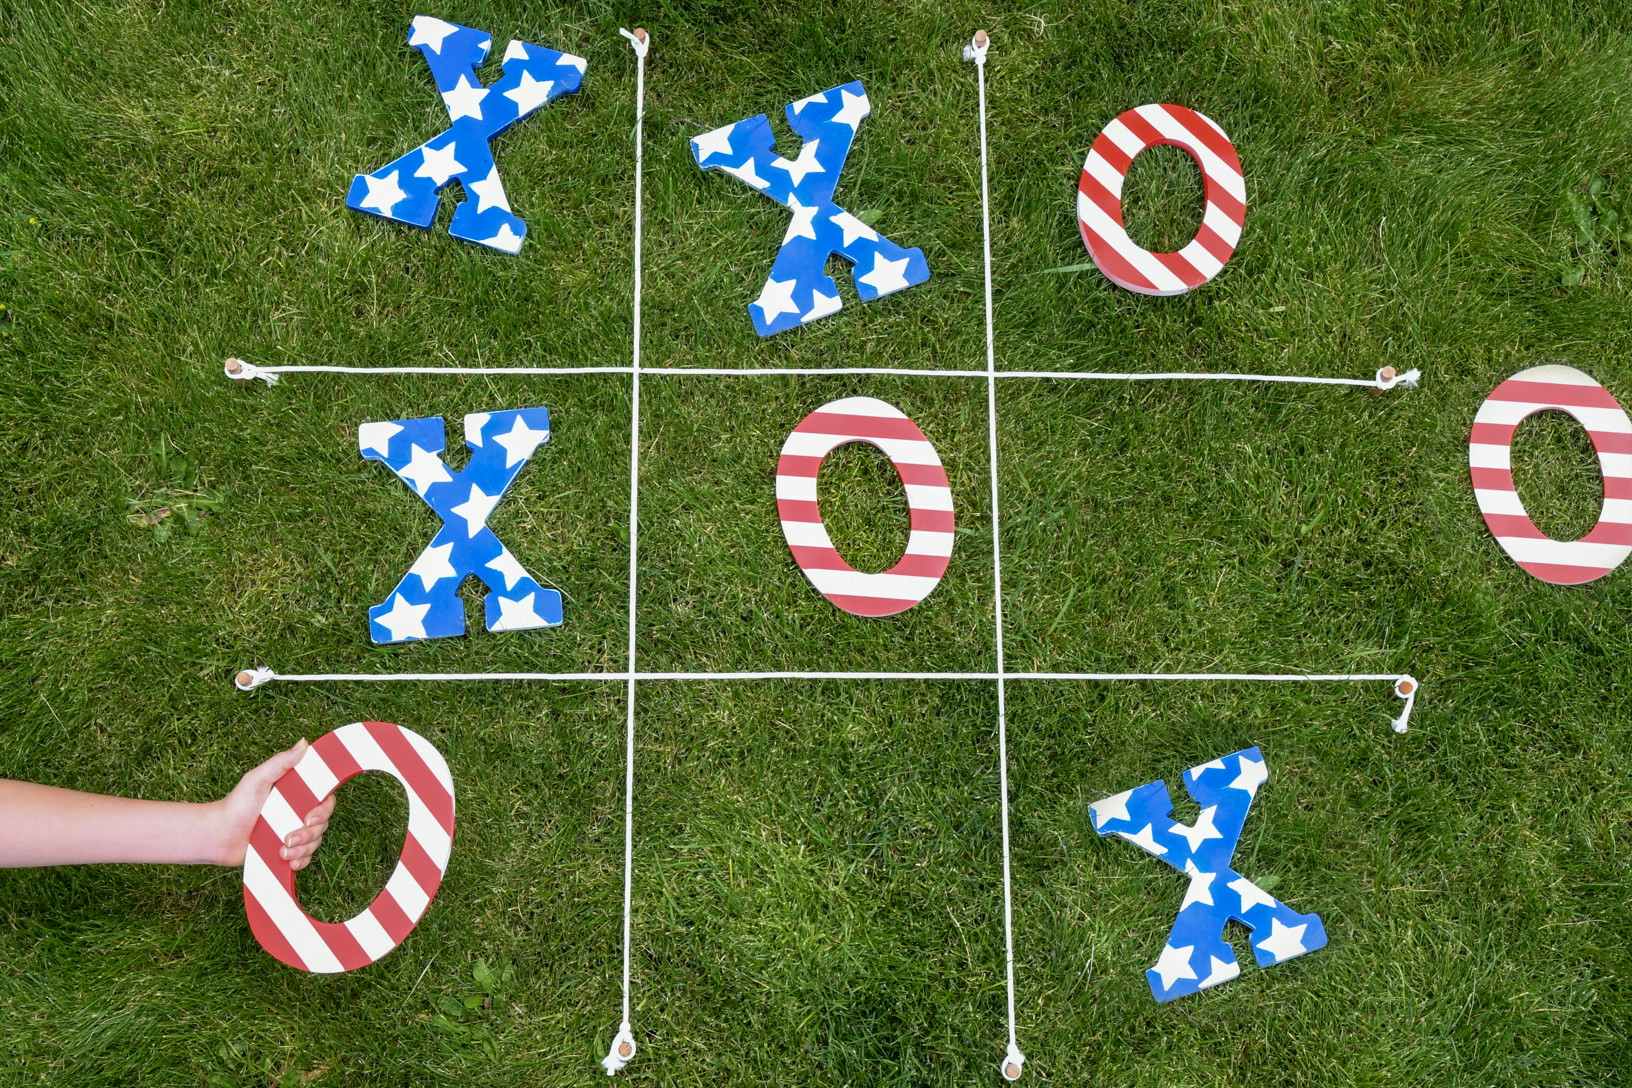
[212,740,337,869]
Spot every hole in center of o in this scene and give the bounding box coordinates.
[1510,410,1603,542]
[817,443,910,573]
[295,772,409,923]
[1121,145,1205,254]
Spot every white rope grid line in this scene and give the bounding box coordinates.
[603,26,647,1079]
[233,667,1420,724]
[224,359,1421,389]
[965,32,1026,1083]
[218,27,1429,1083]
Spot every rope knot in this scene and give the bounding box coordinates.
[962,29,990,64]
[1374,365,1421,391]
[619,27,649,58]
[601,1024,637,1075]
[234,666,274,692]
[224,357,279,386]
[1391,675,1419,733]
[1001,1042,1025,1081]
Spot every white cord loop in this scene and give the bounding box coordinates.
[962,29,990,65]
[618,26,649,58]
[233,667,274,691]
[601,1024,637,1075]
[1001,1042,1026,1081]
[1391,675,1420,733]
[224,357,279,386]
[1375,366,1422,391]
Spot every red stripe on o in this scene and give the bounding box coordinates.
[822,593,924,617]
[1584,521,1632,545]
[365,721,454,835]
[1162,104,1244,174]
[776,455,948,487]
[310,917,372,972]
[1078,223,1159,293]
[249,818,293,892]
[1481,514,1547,539]
[795,412,926,441]
[1470,467,1515,491]
[1079,175,1128,226]
[1518,560,1616,584]
[1488,380,1622,409]
[369,890,416,943]
[314,731,363,781]
[243,886,308,971]
[910,508,956,533]
[1090,132,1132,174]
[1118,109,1165,147]
[1192,222,1235,265]
[777,498,822,523]
[1469,422,1516,446]
[1152,249,1206,287]
[788,546,950,579]
[274,772,320,822]
[1207,185,1247,225]
[399,833,447,895]
[1597,432,1632,454]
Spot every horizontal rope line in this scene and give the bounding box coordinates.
[238,668,1408,684]
[232,665,1419,732]
[225,360,1415,389]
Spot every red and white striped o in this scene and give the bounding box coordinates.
[776,396,955,617]
[1471,364,1632,585]
[242,722,456,973]
[1077,103,1247,296]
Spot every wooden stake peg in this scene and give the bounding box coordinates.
[632,27,647,43]
[973,29,990,47]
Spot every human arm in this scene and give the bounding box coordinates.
[0,739,335,869]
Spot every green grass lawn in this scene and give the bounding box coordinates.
[3,0,1632,1084]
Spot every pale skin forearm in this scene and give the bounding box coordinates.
[0,781,234,866]
[0,740,334,870]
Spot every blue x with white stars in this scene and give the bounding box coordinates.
[1090,746,1328,1002]
[346,15,586,254]
[691,80,932,336]
[360,408,562,644]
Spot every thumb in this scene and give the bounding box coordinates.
[240,738,309,796]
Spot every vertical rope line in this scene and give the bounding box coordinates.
[621,34,644,1030]
[605,26,648,1076]
[970,36,1024,1077]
